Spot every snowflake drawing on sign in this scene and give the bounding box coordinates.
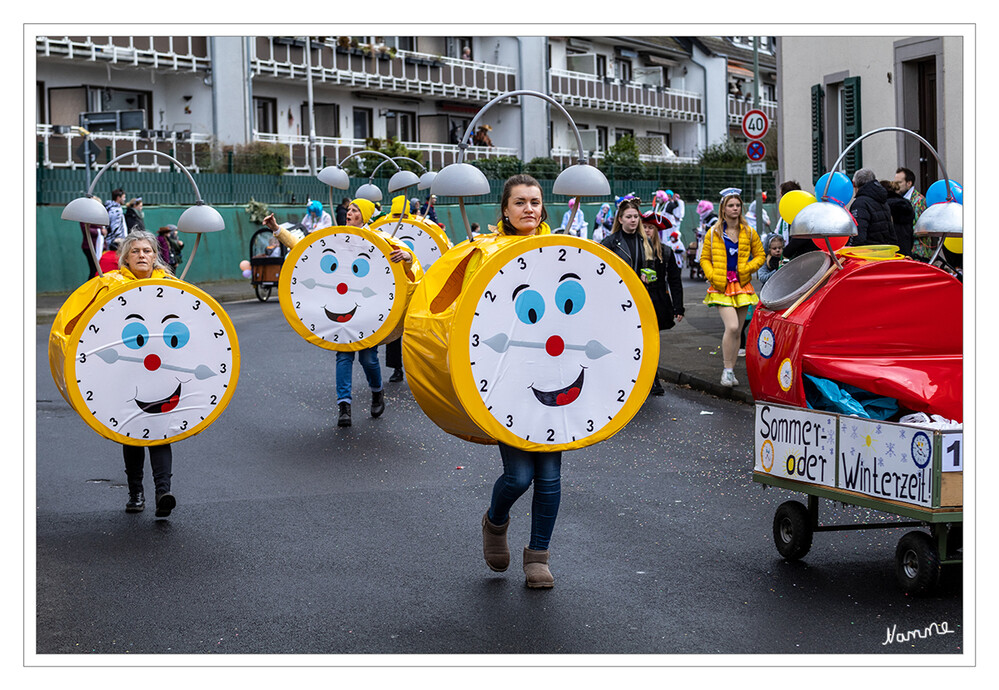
[885,441,896,458]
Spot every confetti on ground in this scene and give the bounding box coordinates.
[456,465,464,470]
[700,411,714,415]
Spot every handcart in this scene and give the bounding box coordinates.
[248,222,306,302]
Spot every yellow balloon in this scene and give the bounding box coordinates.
[778,190,817,225]
[943,237,962,254]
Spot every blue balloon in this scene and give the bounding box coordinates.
[926,179,963,205]
[815,171,853,207]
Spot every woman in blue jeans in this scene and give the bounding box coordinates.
[479,174,561,589]
[335,198,412,427]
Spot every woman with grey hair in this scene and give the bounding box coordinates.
[849,168,896,246]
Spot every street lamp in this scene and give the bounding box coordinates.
[430,89,610,240]
[61,150,224,281]
[316,149,414,206]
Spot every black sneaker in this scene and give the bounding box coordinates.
[125,491,145,513]
[337,401,352,427]
[371,390,385,418]
[389,368,404,383]
[154,492,176,518]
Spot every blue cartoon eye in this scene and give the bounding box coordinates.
[514,289,545,325]
[122,322,150,349]
[351,258,370,277]
[163,321,191,349]
[403,239,416,251]
[555,281,586,315]
[320,254,338,274]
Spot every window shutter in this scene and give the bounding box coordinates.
[842,76,862,176]
[810,84,824,184]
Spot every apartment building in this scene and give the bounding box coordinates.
[35,33,778,175]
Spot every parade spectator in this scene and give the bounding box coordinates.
[98,237,120,274]
[104,188,127,245]
[756,233,786,287]
[481,174,561,589]
[663,190,685,227]
[420,195,439,224]
[775,180,819,261]
[80,221,105,279]
[699,189,765,387]
[557,199,588,236]
[115,230,178,516]
[156,226,176,273]
[894,166,930,260]
[301,200,333,233]
[592,202,613,242]
[336,197,351,226]
[693,199,717,275]
[746,196,770,234]
[124,197,145,233]
[472,124,494,147]
[882,180,915,256]
[849,168,895,246]
[166,225,184,271]
[640,210,685,396]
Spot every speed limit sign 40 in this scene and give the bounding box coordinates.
[742,109,769,140]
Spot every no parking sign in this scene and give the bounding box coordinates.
[746,140,766,161]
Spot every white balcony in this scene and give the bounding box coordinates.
[35,124,213,172]
[727,95,779,127]
[251,39,518,103]
[549,69,703,122]
[36,35,210,72]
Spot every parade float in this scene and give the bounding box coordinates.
[747,128,964,594]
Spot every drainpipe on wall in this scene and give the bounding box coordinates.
[516,37,526,159]
[688,49,709,152]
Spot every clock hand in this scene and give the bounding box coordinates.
[93,348,217,379]
[299,278,376,297]
[481,333,611,359]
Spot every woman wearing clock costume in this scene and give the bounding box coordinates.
[699,188,765,388]
[479,174,564,589]
[267,198,415,427]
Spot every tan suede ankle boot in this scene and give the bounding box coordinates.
[482,512,510,572]
[523,547,554,588]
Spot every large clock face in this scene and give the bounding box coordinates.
[65,279,239,445]
[450,236,658,449]
[279,227,405,350]
[370,217,450,274]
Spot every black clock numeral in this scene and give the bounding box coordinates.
[358,331,364,338]
[193,300,201,310]
[213,329,224,338]
[300,253,308,261]
[634,348,641,360]
[85,390,93,401]
[596,262,606,275]
[320,238,326,247]
[109,417,118,427]
[621,299,633,311]
[388,292,394,300]
[506,415,514,428]
[378,313,384,322]
[117,296,127,306]
[557,248,566,262]
[79,352,86,363]
[156,287,164,298]
[517,257,527,270]
[88,324,99,334]
[369,245,375,253]
[310,323,315,331]
[547,428,555,442]
[479,379,488,392]
[586,419,594,432]
[471,334,479,347]
[142,428,150,439]
[220,362,227,373]
[344,235,351,243]
[295,301,301,309]
[292,276,297,285]
[484,290,496,302]
[617,389,625,402]
[210,395,218,405]
[385,266,391,274]
[180,420,188,430]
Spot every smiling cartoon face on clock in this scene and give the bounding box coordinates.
[462,241,652,446]
[68,281,238,443]
[283,229,400,348]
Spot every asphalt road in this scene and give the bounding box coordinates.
[34,298,963,657]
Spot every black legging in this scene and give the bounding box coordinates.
[122,444,173,495]
[385,337,403,371]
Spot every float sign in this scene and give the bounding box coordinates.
[755,403,837,488]
[837,417,935,507]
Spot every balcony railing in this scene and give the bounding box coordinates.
[550,147,698,168]
[727,95,779,127]
[35,124,214,173]
[35,35,210,71]
[254,132,519,175]
[251,39,518,103]
[549,69,703,122]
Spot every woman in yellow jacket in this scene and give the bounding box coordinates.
[699,190,765,387]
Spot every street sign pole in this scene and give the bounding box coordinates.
[753,36,763,232]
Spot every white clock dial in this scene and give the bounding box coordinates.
[370,217,450,274]
[911,431,932,469]
[459,240,654,447]
[280,227,404,350]
[757,327,775,359]
[66,280,239,444]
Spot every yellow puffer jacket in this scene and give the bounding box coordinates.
[699,222,765,292]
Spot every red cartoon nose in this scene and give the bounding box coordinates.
[545,335,565,357]
[144,354,161,371]
[337,283,348,295]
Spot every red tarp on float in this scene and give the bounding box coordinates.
[746,256,962,421]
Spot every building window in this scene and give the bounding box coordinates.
[254,97,277,134]
[386,110,416,142]
[302,102,339,137]
[614,58,632,82]
[382,37,415,52]
[353,107,373,139]
[596,126,608,152]
[812,76,862,183]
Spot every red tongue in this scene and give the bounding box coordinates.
[337,314,352,323]
[555,387,581,406]
[161,395,180,413]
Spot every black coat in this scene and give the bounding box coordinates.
[885,190,915,256]
[646,251,685,330]
[849,180,895,246]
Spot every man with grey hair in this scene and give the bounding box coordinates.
[848,168,895,246]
